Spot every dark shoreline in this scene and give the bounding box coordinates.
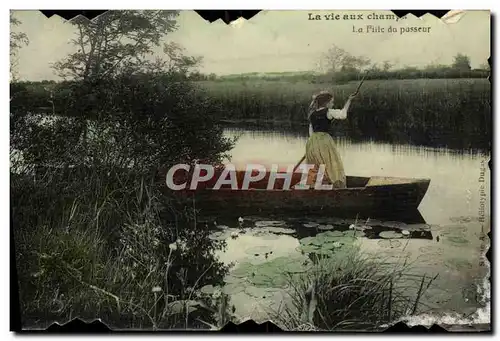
[219,119,491,154]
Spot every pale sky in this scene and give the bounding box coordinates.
[11,10,490,81]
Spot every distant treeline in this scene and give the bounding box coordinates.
[187,67,489,83]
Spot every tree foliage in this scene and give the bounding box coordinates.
[10,12,29,81]
[320,45,371,73]
[52,10,183,81]
[452,53,472,71]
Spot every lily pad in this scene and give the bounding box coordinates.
[269,276,289,288]
[224,275,245,284]
[268,256,296,266]
[266,226,295,234]
[244,286,267,298]
[216,225,230,230]
[314,248,335,256]
[323,230,344,238]
[401,230,411,236]
[379,231,403,239]
[245,257,302,288]
[303,222,319,228]
[443,236,470,246]
[323,241,343,250]
[382,221,407,229]
[299,236,316,245]
[377,239,402,248]
[255,220,287,228]
[208,231,229,241]
[298,244,320,254]
[231,262,255,278]
[248,273,275,287]
[222,283,245,295]
[377,239,392,248]
[311,236,327,246]
[357,225,370,232]
[245,245,273,256]
[418,246,444,255]
[403,224,432,232]
[283,261,311,273]
[315,233,347,245]
[258,233,281,240]
[199,284,216,295]
[343,230,366,238]
[318,224,335,230]
[390,240,402,248]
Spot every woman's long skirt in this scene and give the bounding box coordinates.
[305,132,346,188]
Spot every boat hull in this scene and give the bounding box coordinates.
[166,169,431,219]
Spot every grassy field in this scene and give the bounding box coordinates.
[197,78,491,150]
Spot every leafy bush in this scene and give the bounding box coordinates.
[11,71,236,329]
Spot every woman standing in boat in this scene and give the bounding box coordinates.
[305,90,357,188]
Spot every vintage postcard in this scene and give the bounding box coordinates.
[10,10,491,331]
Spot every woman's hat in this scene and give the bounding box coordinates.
[311,90,334,107]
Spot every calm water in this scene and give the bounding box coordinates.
[204,127,491,325]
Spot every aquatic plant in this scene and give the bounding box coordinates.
[229,255,311,290]
[254,220,287,227]
[377,239,403,249]
[317,224,335,230]
[269,246,437,331]
[379,231,403,239]
[297,230,362,258]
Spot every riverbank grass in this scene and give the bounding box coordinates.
[12,167,228,329]
[199,78,491,150]
[270,246,436,331]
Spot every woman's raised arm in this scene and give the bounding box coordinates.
[327,93,357,120]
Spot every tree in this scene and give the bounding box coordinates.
[320,45,370,73]
[10,12,29,81]
[382,60,393,72]
[53,10,182,81]
[452,53,471,71]
[36,10,231,176]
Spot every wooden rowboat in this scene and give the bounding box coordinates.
[167,168,431,219]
